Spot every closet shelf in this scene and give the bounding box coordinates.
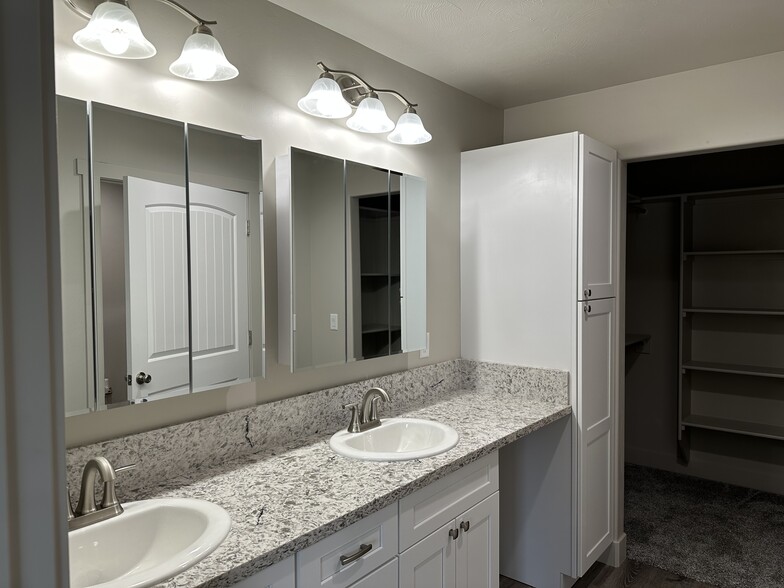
[682,414,784,442]
[683,249,784,256]
[362,324,401,335]
[683,307,784,316]
[682,360,784,379]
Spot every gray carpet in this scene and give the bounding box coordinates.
[625,464,784,588]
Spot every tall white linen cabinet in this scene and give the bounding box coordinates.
[461,132,622,587]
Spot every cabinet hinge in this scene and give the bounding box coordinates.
[246,220,251,237]
[248,330,252,346]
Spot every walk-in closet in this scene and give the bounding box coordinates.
[623,144,784,588]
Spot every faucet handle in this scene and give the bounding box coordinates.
[342,403,361,433]
[368,396,383,423]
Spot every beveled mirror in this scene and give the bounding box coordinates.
[55,97,264,415]
[277,147,426,372]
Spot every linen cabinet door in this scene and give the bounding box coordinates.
[578,135,617,301]
[399,521,456,588]
[455,493,499,588]
[576,298,615,575]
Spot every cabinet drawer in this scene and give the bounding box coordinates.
[297,503,397,587]
[347,557,398,588]
[233,556,295,588]
[399,452,498,551]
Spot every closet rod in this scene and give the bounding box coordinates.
[627,193,682,204]
[632,183,784,202]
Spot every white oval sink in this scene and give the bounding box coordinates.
[69,498,231,588]
[330,417,459,461]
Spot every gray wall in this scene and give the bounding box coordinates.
[624,201,681,467]
[99,181,126,404]
[55,0,503,446]
[504,51,784,161]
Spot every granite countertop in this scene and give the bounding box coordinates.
[142,386,571,587]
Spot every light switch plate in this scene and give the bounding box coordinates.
[330,313,339,331]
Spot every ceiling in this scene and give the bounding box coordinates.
[266,0,784,109]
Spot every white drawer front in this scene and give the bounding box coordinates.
[297,503,398,587]
[233,556,295,588]
[399,452,498,551]
[347,557,398,588]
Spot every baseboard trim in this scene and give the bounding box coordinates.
[598,533,627,567]
[626,445,784,496]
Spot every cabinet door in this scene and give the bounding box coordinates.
[456,493,499,588]
[399,452,498,551]
[578,135,617,301]
[399,521,457,588]
[233,556,295,588]
[576,298,614,575]
[348,557,398,588]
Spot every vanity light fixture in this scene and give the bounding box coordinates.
[64,0,238,81]
[297,72,353,119]
[298,62,432,145]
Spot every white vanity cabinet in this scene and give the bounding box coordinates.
[234,453,499,588]
[398,453,499,588]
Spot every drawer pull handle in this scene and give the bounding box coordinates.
[460,520,470,532]
[339,543,372,566]
[448,528,460,540]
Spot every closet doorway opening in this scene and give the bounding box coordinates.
[622,141,784,588]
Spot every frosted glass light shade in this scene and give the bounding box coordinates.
[73,1,156,59]
[170,30,238,81]
[298,76,352,119]
[388,111,432,145]
[347,96,395,133]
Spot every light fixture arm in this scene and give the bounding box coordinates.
[63,0,217,26]
[317,61,417,109]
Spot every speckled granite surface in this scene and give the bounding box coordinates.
[66,360,567,500]
[65,360,570,587]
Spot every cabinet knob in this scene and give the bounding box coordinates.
[584,288,592,298]
[448,528,460,540]
[583,305,592,314]
[460,520,470,532]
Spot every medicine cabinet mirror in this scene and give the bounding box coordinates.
[277,147,426,372]
[56,96,264,416]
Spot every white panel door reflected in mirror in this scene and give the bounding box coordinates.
[125,176,190,402]
[189,183,250,393]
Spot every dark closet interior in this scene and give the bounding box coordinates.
[625,143,784,495]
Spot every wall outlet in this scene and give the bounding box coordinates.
[419,332,430,359]
[330,313,339,331]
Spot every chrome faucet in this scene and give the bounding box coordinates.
[68,457,134,531]
[361,387,390,427]
[342,387,390,433]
